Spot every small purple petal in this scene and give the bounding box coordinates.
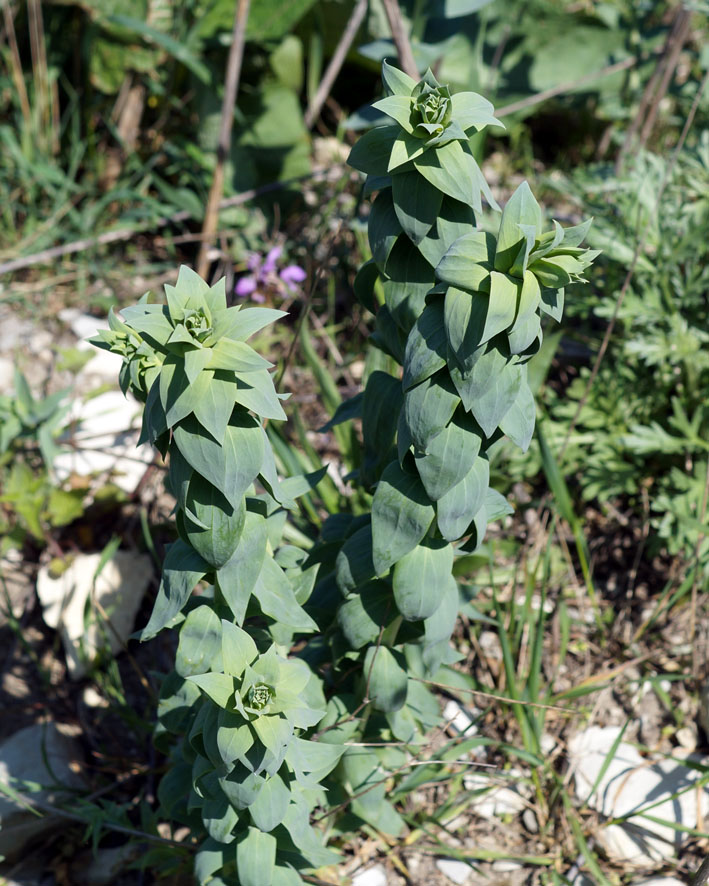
[246,253,262,272]
[251,290,267,303]
[263,246,283,273]
[235,276,257,296]
[280,264,306,285]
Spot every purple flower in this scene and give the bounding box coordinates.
[235,246,305,303]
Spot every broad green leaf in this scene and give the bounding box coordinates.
[272,866,304,886]
[215,511,268,624]
[414,140,499,213]
[184,347,212,384]
[495,181,542,273]
[236,828,276,886]
[368,189,401,270]
[207,339,272,373]
[121,304,173,347]
[436,230,494,291]
[512,270,541,329]
[342,747,404,835]
[218,307,288,342]
[281,799,341,866]
[381,237,436,331]
[423,574,459,646]
[402,298,447,391]
[188,672,235,708]
[252,556,318,631]
[371,461,435,574]
[221,620,258,676]
[337,581,392,648]
[362,371,403,483]
[183,475,246,568]
[403,372,460,452]
[201,793,238,844]
[393,538,453,620]
[372,95,414,132]
[191,371,238,444]
[450,90,502,131]
[508,315,541,355]
[195,838,225,886]
[560,217,592,248]
[382,59,416,96]
[347,125,399,177]
[444,286,487,371]
[437,456,489,541]
[391,171,443,244]
[140,540,208,640]
[449,346,521,433]
[414,410,481,500]
[363,646,408,712]
[417,196,475,266]
[248,772,290,832]
[232,369,287,421]
[388,129,428,171]
[483,272,521,343]
[216,711,254,765]
[372,304,408,364]
[285,737,344,784]
[176,604,223,677]
[252,714,293,757]
[499,372,535,451]
[173,412,264,508]
[529,257,572,289]
[336,524,376,595]
[219,765,265,810]
[353,259,379,314]
[540,286,564,322]
[319,392,363,432]
[159,356,197,428]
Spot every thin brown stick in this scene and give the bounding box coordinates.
[2,0,31,127]
[0,169,335,276]
[196,0,251,278]
[380,0,418,80]
[496,56,639,118]
[637,7,691,149]
[615,8,684,172]
[305,0,368,129]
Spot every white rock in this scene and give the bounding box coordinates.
[568,725,709,866]
[0,722,85,859]
[463,772,528,818]
[53,390,153,494]
[634,879,685,886]
[443,700,479,735]
[59,309,123,386]
[36,550,152,679]
[435,858,473,885]
[491,859,523,872]
[352,864,388,886]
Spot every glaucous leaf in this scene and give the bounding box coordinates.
[363,645,408,711]
[392,538,453,620]
[436,456,489,541]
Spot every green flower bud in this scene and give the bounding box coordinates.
[411,80,452,139]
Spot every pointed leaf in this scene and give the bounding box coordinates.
[236,828,276,886]
[249,771,290,832]
[188,672,236,708]
[450,91,503,131]
[483,271,521,342]
[495,181,542,272]
[140,540,208,640]
[393,538,453,620]
[403,372,460,452]
[363,646,408,712]
[499,372,535,451]
[414,140,499,212]
[402,298,447,390]
[221,620,258,676]
[382,59,417,96]
[414,410,481,500]
[252,557,318,631]
[347,125,399,177]
[215,511,268,624]
[372,94,414,131]
[371,461,435,574]
[176,604,223,677]
[436,230,494,291]
[437,456,489,541]
[392,171,443,244]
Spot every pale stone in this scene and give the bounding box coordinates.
[53,390,153,494]
[569,725,709,866]
[36,550,152,679]
[464,771,529,818]
[435,858,473,885]
[443,700,478,735]
[0,722,85,859]
[0,356,14,394]
[634,878,685,886]
[352,864,388,886]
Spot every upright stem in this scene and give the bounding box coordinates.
[196,0,251,278]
